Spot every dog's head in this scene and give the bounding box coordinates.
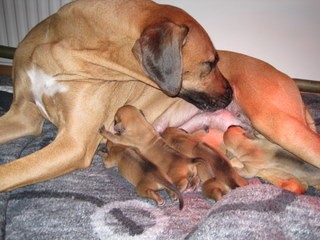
[132,21,232,111]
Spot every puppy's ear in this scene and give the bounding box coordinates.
[132,22,189,97]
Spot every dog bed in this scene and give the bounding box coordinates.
[1,77,320,240]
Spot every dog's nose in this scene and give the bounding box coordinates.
[215,83,233,109]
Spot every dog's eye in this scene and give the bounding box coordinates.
[206,61,215,71]
[200,54,219,78]
[200,61,215,78]
[207,54,219,71]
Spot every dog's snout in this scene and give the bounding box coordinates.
[178,83,233,112]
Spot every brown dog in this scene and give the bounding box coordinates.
[98,142,184,209]
[161,127,248,201]
[0,0,319,192]
[0,0,231,191]
[99,105,204,192]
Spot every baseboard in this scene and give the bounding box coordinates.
[0,65,12,76]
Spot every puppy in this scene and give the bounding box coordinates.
[99,105,209,193]
[98,142,184,209]
[176,121,319,194]
[161,127,248,201]
[223,126,320,194]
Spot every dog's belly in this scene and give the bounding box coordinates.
[178,110,243,133]
[24,64,250,138]
[25,64,250,137]
[153,100,252,134]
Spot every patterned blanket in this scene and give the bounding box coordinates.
[0,81,320,239]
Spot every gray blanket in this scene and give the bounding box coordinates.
[0,87,320,239]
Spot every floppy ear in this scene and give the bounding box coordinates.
[132,22,189,97]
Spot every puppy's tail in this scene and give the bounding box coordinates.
[154,171,184,210]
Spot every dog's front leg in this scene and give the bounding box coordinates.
[0,127,101,192]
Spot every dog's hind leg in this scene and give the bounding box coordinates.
[0,67,46,144]
[0,98,45,144]
[256,169,307,194]
[0,126,102,192]
[253,110,320,169]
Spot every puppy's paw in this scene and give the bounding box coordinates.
[156,198,165,206]
[187,176,201,192]
[145,189,165,207]
[100,129,120,143]
[201,179,225,201]
[97,150,109,159]
[166,189,178,201]
[99,125,107,134]
[175,178,190,193]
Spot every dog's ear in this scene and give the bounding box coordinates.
[132,22,189,97]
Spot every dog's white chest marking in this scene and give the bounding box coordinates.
[27,66,68,118]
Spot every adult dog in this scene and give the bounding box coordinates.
[0,0,319,192]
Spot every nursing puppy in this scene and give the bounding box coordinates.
[98,142,184,210]
[99,105,246,198]
[165,108,319,194]
[223,126,320,194]
[161,127,248,201]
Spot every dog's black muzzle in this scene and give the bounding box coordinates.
[179,83,233,112]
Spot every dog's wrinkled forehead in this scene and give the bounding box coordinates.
[182,21,216,63]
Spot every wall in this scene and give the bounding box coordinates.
[155,0,320,80]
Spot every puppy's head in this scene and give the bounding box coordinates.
[162,127,189,143]
[133,19,232,111]
[113,105,157,139]
[162,127,198,153]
